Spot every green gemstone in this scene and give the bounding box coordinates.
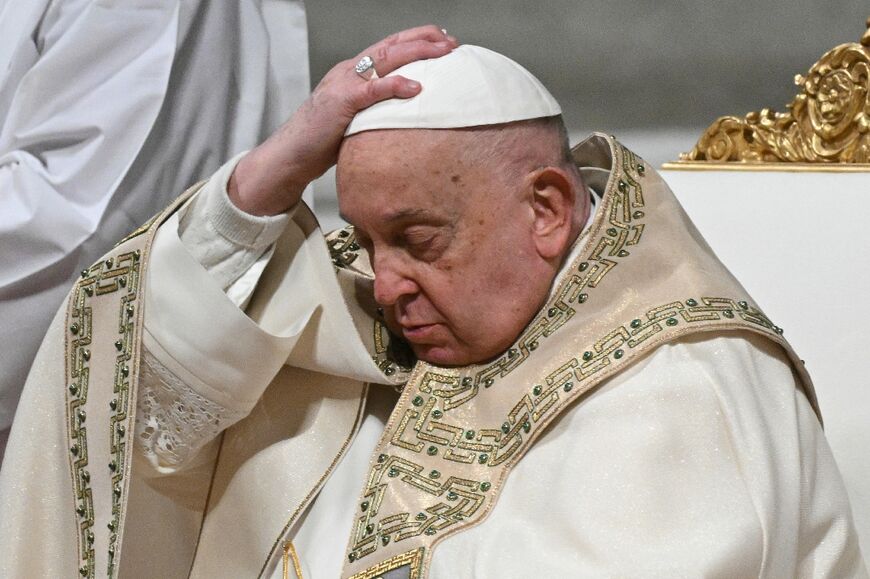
[484,378,494,388]
[618,180,627,192]
[126,304,134,314]
[70,444,79,456]
[118,277,127,288]
[462,377,473,386]
[121,366,129,377]
[117,425,125,436]
[107,521,115,532]
[76,506,86,517]
[578,293,588,303]
[630,319,642,328]
[637,164,646,174]
[579,262,589,272]
[478,454,488,464]
[82,349,90,361]
[384,366,395,376]
[547,307,558,317]
[617,250,630,258]
[432,409,443,419]
[388,468,399,477]
[349,242,360,251]
[522,421,531,433]
[113,485,121,497]
[81,470,90,483]
[686,298,698,307]
[339,230,349,238]
[70,323,79,335]
[775,326,784,335]
[84,286,93,297]
[365,524,374,534]
[607,228,618,237]
[465,430,475,440]
[425,528,436,535]
[447,491,458,500]
[429,470,440,479]
[633,210,645,219]
[77,409,86,422]
[114,340,123,351]
[563,382,573,392]
[105,258,113,268]
[532,384,543,396]
[723,310,734,318]
[81,269,89,279]
[80,566,88,576]
[69,384,78,396]
[412,395,424,407]
[133,250,141,259]
[427,446,438,456]
[738,300,749,310]
[109,399,117,411]
[528,341,538,351]
[109,461,117,472]
[507,348,517,358]
[582,351,593,361]
[480,482,492,492]
[361,501,369,512]
[416,512,427,521]
[614,349,624,359]
[381,535,390,546]
[348,552,357,562]
[501,422,510,433]
[666,318,678,326]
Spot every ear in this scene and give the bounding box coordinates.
[528,167,576,261]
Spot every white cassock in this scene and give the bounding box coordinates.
[133,156,867,577]
[0,0,310,457]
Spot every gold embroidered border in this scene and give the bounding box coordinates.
[65,251,140,578]
[348,295,784,565]
[349,548,425,579]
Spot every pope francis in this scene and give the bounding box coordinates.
[0,27,866,579]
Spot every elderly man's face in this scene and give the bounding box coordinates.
[337,129,560,367]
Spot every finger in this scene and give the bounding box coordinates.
[346,75,422,112]
[367,39,455,77]
[377,25,453,48]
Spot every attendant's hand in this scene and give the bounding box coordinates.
[228,25,458,216]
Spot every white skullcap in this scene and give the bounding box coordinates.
[345,44,561,136]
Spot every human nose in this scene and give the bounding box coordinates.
[372,251,419,306]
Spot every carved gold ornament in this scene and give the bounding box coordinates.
[671,17,870,169]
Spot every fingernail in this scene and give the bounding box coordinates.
[441,28,448,35]
[407,80,421,91]
[436,41,451,48]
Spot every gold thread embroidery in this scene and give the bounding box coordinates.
[349,548,425,579]
[66,251,140,578]
[349,295,783,563]
[283,541,304,579]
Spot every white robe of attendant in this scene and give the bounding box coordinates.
[133,156,867,577]
[0,0,310,458]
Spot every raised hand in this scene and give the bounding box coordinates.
[228,25,458,216]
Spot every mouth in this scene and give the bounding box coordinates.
[400,323,440,342]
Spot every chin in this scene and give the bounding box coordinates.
[412,344,471,367]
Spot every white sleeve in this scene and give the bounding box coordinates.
[176,152,290,306]
[134,156,293,472]
[433,332,867,577]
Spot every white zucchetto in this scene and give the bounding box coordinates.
[345,45,561,136]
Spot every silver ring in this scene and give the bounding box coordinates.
[354,55,379,80]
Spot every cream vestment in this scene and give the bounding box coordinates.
[0,135,865,578]
[0,0,310,454]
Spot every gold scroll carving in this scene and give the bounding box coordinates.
[674,18,870,168]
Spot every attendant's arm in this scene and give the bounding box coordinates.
[0,0,179,434]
